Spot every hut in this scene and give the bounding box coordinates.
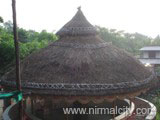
[1,7,157,120]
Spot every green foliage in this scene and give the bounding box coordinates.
[156,112,160,120]
[3,21,13,33]
[152,35,160,45]
[155,67,160,76]
[0,21,57,76]
[0,35,15,68]
[97,26,152,55]
[0,16,3,23]
[152,96,160,120]
[20,40,48,59]
[18,28,28,43]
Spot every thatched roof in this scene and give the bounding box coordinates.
[56,7,97,36]
[1,8,157,97]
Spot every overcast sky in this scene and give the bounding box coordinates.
[0,0,160,38]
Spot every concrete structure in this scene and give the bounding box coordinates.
[139,46,160,66]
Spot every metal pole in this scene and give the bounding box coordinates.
[12,0,23,119]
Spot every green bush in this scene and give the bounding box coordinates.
[20,40,48,59]
[0,22,57,76]
[156,113,160,120]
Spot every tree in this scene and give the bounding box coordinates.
[4,21,13,33]
[0,16,3,23]
[0,25,57,76]
[152,35,160,45]
[18,28,28,42]
[38,30,57,42]
[97,26,152,55]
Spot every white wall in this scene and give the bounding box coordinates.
[156,51,160,58]
[142,51,149,58]
[141,51,160,59]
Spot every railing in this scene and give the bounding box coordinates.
[2,102,41,120]
[136,97,157,120]
[110,99,135,120]
[2,102,19,120]
[0,91,22,120]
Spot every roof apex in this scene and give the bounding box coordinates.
[56,8,97,36]
[77,6,81,11]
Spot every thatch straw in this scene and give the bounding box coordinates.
[1,8,157,96]
[56,7,97,36]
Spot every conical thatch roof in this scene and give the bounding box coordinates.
[57,7,97,36]
[1,8,156,98]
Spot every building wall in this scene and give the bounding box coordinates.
[142,52,149,58]
[141,51,160,58]
[156,51,160,58]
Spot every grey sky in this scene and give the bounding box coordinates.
[0,0,160,38]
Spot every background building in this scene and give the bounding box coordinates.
[139,46,160,66]
[139,46,160,77]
